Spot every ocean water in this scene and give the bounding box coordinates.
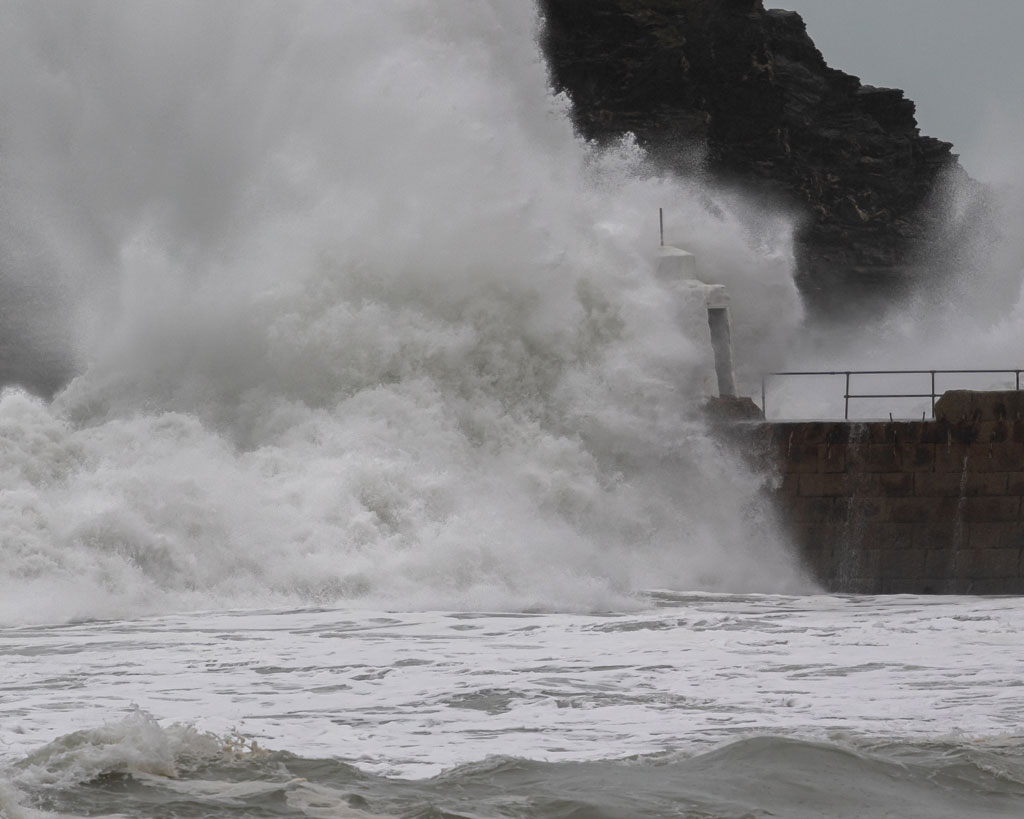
[0,2,1022,816]
[3,596,1024,817]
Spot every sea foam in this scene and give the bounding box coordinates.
[0,1,809,623]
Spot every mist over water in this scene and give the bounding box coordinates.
[0,1,812,624]
[777,157,1024,420]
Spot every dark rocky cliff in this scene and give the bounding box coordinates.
[540,0,969,316]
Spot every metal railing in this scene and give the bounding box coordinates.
[761,369,1024,420]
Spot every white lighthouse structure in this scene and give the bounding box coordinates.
[655,244,737,398]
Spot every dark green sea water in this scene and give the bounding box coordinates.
[11,734,1024,819]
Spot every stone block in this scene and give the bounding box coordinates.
[817,508,849,534]
[919,578,957,594]
[914,471,1007,497]
[918,422,952,444]
[978,420,1010,443]
[880,548,926,578]
[947,422,980,445]
[828,543,866,576]
[934,390,978,422]
[822,443,846,473]
[737,438,783,472]
[934,443,973,473]
[826,424,857,445]
[770,424,802,446]
[967,578,1024,594]
[880,577,925,594]
[797,473,842,497]
[778,473,799,496]
[842,496,885,525]
[991,393,1024,420]
[888,497,958,524]
[795,539,835,581]
[946,442,1024,473]
[784,443,823,473]
[956,549,1022,579]
[914,523,962,552]
[971,473,1010,496]
[787,523,824,549]
[967,522,1024,551]
[878,472,914,496]
[924,548,956,578]
[859,521,915,550]
[914,472,966,497]
[722,422,769,448]
[864,425,929,444]
[1006,474,1024,495]
[987,442,1024,472]
[866,421,935,446]
[789,422,838,445]
[953,443,990,472]
[798,473,875,497]
[783,496,836,524]
[893,422,930,445]
[859,443,901,472]
[904,445,936,471]
[865,423,898,444]
[934,390,1024,423]
[963,496,1020,523]
[853,547,881,575]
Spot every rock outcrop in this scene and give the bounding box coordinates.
[540,0,970,316]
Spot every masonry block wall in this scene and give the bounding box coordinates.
[728,390,1024,594]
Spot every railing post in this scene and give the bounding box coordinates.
[844,372,850,420]
[930,370,936,418]
[1017,370,1020,392]
[761,376,767,419]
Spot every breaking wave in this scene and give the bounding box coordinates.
[0,1,809,624]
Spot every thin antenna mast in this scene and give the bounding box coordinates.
[659,208,664,246]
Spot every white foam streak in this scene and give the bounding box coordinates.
[4,597,1023,779]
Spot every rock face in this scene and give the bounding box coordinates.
[540,0,969,316]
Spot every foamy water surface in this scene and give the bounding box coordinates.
[3,594,1022,779]
[3,595,1024,818]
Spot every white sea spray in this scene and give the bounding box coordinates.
[0,2,811,623]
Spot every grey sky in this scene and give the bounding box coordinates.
[771,1,1024,182]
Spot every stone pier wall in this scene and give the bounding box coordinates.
[728,390,1024,594]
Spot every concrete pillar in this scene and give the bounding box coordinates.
[705,286,737,398]
[657,246,737,398]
